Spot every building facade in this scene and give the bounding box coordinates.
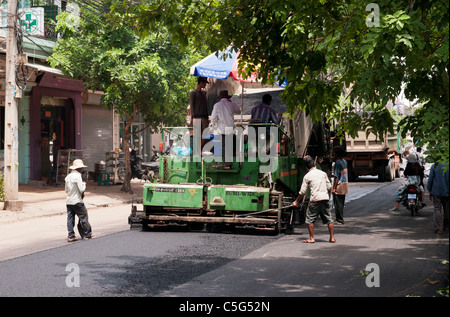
[1,1,152,185]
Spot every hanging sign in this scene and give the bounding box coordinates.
[18,8,45,36]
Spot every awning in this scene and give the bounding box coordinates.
[190,47,259,82]
[190,47,286,87]
[26,63,64,75]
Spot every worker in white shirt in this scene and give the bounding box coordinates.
[65,159,93,242]
[291,156,336,243]
[209,90,240,169]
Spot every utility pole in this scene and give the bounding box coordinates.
[4,0,22,211]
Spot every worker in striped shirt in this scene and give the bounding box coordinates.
[250,94,281,125]
[251,94,281,152]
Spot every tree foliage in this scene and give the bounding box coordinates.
[49,1,199,192]
[119,0,449,164]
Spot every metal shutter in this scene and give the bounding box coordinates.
[81,105,113,172]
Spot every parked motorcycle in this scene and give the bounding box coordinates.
[130,149,158,180]
[130,149,146,179]
[401,184,422,216]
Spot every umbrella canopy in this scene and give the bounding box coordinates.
[190,48,287,88]
[190,47,259,82]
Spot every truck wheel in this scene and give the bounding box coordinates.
[385,159,395,182]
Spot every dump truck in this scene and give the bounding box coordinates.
[344,129,401,182]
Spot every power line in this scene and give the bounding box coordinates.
[7,0,113,87]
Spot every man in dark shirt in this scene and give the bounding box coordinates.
[427,162,449,233]
[189,76,209,150]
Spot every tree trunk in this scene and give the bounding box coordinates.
[121,129,133,193]
[120,110,137,194]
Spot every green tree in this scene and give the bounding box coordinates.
[49,1,198,192]
[121,0,449,164]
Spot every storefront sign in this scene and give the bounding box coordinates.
[18,8,45,36]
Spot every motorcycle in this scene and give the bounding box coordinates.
[130,149,158,180]
[130,149,146,179]
[401,184,422,216]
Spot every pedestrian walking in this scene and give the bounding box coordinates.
[65,159,93,242]
[292,156,335,243]
[332,146,348,224]
[427,162,449,234]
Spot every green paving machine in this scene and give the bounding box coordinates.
[129,118,334,234]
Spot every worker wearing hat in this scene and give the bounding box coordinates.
[65,159,93,242]
[209,90,240,169]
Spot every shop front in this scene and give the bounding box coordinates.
[29,71,84,181]
[2,61,150,185]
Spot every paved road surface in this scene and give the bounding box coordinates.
[160,179,449,297]
[0,178,448,298]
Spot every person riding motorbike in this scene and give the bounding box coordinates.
[389,153,425,212]
[164,139,174,155]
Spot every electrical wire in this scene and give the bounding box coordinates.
[7,1,147,89]
[6,0,109,88]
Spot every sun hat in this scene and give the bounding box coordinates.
[69,159,87,170]
[219,90,232,99]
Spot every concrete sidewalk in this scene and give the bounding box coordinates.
[0,179,144,225]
